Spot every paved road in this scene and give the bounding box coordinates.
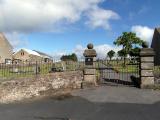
[0,86,160,120]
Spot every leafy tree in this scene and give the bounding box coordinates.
[129,47,141,57]
[71,53,78,61]
[107,50,115,60]
[129,47,141,63]
[60,53,78,61]
[114,32,143,65]
[117,49,127,60]
[117,50,127,66]
[142,41,149,48]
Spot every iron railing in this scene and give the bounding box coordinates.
[0,60,85,80]
[96,58,140,86]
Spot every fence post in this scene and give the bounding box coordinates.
[140,48,155,88]
[35,61,40,75]
[36,61,38,75]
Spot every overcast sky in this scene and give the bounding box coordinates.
[0,0,159,59]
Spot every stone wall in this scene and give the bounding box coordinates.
[0,71,83,103]
[0,33,13,63]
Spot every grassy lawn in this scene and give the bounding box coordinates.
[114,65,139,73]
[63,61,85,71]
[99,60,139,73]
[0,70,35,80]
[154,66,160,73]
[0,59,142,80]
[0,61,85,80]
[153,66,160,80]
[0,63,52,80]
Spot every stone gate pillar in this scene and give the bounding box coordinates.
[83,43,97,87]
[140,48,155,88]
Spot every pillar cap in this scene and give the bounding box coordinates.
[140,48,155,57]
[87,43,94,49]
[83,49,97,57]
[84,43,97,57]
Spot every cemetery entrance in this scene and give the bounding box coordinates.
[97,57,140,87]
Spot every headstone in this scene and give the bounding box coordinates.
[12,67,19,73]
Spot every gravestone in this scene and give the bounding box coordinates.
[83,43,97,87]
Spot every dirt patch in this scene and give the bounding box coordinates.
[47,90,73,101]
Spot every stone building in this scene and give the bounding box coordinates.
[33,50,53,63]
[151,27,160,65]
[0,33,13,64]
[13,49,53,64]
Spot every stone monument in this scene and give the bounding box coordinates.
[140,48,155,88]
[83,43,97,87]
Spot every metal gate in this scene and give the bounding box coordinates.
[97,57,140,87]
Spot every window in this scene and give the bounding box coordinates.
[21,52,24,56]
[5,59,12,64]
[44,58,49,62]
[13,59,22,64]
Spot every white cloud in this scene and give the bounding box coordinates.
[73,44,121,59]
[94,44,121,58]
[0,0,119,33]
[51,45,85,60]
[131,25,154,43]
[5,32,28,49]
[74,45,85,59]
[86,7,120,30]
[52,44,121,60]
[52,50,69,60]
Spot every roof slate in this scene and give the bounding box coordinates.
[22,49,41,56]
[33,50,53,59]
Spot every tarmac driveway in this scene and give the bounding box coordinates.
[0,86,160,120]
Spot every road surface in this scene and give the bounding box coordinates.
[0,86,160,120]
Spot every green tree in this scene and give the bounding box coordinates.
[117,49,127,60]
[71,53,78,61]
[107,50,115,60]
[142,41,149,48]
[129,47,141,57]
[60,53,78,61]
[114,32,143,65]
[129,47,141,63]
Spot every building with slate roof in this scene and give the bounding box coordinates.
[151,27,160,65]
[33,50,53,60]
[13,49,53,64]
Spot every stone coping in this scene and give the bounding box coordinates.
[83,49,97,57]
[140,48,155,57]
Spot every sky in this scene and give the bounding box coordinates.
[0,0,159,59]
